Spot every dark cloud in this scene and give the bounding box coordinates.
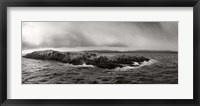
[104,43,128,47]
[22,22,178,51]
[22,41,36,49]
[41,32,95,48]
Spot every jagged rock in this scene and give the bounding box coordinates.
[23,50,150,69]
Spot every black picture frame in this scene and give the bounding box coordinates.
[0,0,199,106]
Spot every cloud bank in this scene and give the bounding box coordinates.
[22,22,178,51]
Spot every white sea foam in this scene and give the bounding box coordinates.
[67,63,94,67]
[78,63,94,67]
[140,59,157,66]
[115,66,136,71]
[115,59,157,71]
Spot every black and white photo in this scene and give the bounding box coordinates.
[22,22,178,84]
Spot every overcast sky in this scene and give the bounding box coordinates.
[22,22,178,51]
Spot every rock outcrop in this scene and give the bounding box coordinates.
[23,50,150,69]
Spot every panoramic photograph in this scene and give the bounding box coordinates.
[22,21,178,84]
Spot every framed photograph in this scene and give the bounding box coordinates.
[1,0,200,106]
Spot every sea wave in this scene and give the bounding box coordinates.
[115,59,156,71]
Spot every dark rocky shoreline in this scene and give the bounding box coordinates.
[23,50,150,69]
